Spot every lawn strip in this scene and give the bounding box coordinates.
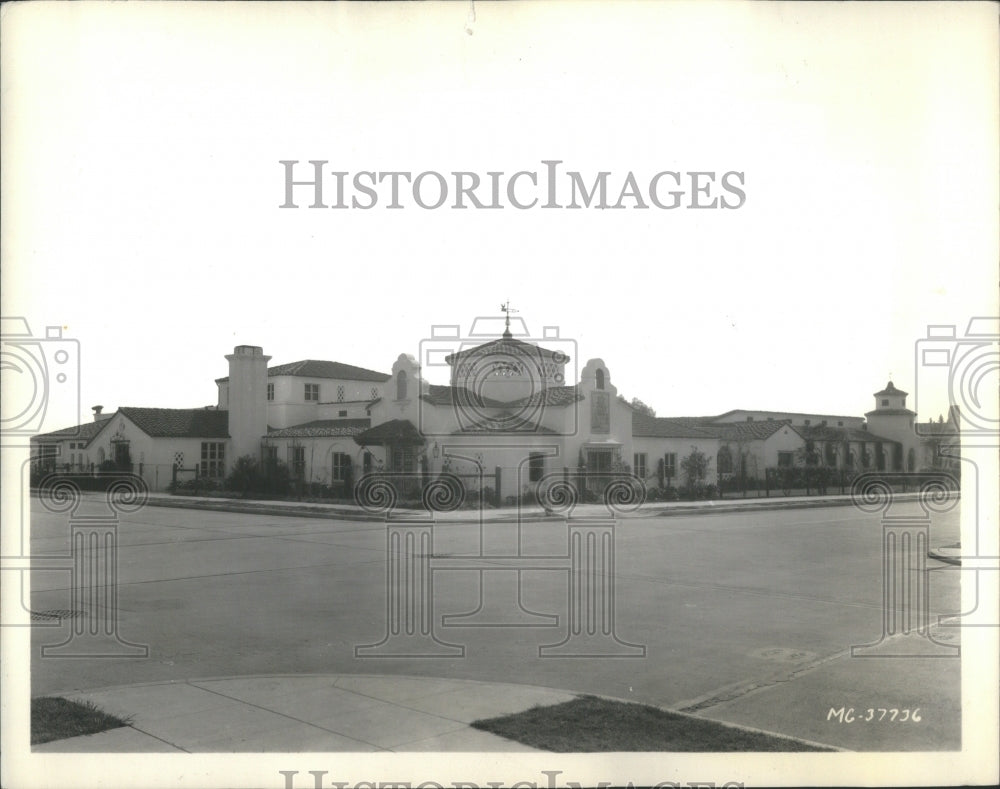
[472,695,834,752]
[31,697,131,745]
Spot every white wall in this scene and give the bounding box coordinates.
[76,414,228,492]
[266,376,384,428]
[631,436,721,487]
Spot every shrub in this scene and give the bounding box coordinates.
[172,477,221,493]
[222,454,290,497]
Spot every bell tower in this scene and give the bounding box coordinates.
[865,381,919,471]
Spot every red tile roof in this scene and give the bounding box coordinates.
[32,420,111,443]
[712,420,796,440]
[507,386,583,408]
[216,359,390,384]
[34,408,228,443]
[444,337,569,364]
[267,419,371,438]
[631,414,717,439]
[118,407,230,438]
[421,384,582,409]
[421,385,510,409]
[796,424,897,444]
[354,419,425,445]
[711,409,860,422]
[450,419,559,435]
[633,414,801,441]
[874,381,908,397]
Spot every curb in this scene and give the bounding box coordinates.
[35,488,959,526]
[927,550,962,566]
[137,490,954,523]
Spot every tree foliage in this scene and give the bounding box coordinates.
[618,395,656,417]
[680,446,710,489]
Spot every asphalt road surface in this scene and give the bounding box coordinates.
[27,496,962,751]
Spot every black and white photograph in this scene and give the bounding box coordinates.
[1,2,997,788]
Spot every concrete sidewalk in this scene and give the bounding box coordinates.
[34,675,576,752]
[33,674,848,753]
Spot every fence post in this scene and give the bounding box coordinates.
[494,466,502,507]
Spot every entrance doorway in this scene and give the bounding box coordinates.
[112,440,132,471]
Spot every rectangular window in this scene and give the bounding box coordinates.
[305,383,319,401]
[587,449,612,472]
[200,442,226,478]
[663,452,677,478]
[633,453,647,478]
[529,452,545,483]
[391,447,415,472]
[337,385,345,402]
[332,452,351,483]
[338,410,348,417]
[370,387,380,400]
[777,451,793,468]
[291,446,306,479]
[267,383,274,401]
[265,446,278,465]
[881,399,889,406]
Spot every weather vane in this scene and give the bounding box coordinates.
[500,300,518,337]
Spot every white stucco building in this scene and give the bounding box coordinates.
[32,314,951,498]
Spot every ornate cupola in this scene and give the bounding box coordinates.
[871,381,910,411]
[443,303,569,403]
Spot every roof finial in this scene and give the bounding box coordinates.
[500,300,518,338]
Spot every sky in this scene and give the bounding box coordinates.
[2,1,997,435]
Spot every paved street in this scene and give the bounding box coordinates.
[28,495,961,750]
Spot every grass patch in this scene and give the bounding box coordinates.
[471,695,833,752]
[31,697,131,745]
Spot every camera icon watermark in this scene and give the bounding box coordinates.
[849,472,960,658]
[0,316,81,446]
[352,466,647,659]
[1,459,149,658]
[913,317,998,627]
[417,311,579,437]
[914,317,999,444]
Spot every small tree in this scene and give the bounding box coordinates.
[617,395,656,417]
[226,455,262,496]
[680,446,711,493]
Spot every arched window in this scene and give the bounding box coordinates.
[595,368,605,390]
[717,446,733,474]
[396,370,407,400]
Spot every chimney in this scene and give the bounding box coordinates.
[93,405,104,421]
[225,345,271,469]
